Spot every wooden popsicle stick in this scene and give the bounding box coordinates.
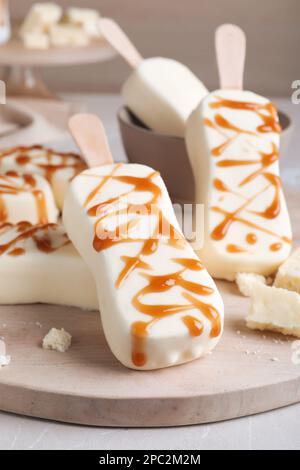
[69,114,114,168]
[99,18,143,69]
[215,24,246,90]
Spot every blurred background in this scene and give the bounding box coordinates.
[8,0,300,96]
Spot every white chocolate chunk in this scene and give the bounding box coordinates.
[0,222,98,310]
[0,146,86,210]
[274,248,300,294]
[63,163,224,370]
[20,3,62,37]
[66,8,101,37]
[49,24,89,47]
[22,31,50,49]
[0,172,58,224]
[43,328,72,352]
[236,272,266,297]
[186,90,293,281]
[122,57,208,137]
[247,282,300,338]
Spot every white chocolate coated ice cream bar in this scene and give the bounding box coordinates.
[186,89,292,281]
[64,163,224,370]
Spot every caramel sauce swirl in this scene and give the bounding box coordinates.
[205,94,290,252]
[210,97,281,134]
[0,145,86,185]
[226,244,247,254]
[0,173,49,224]
[0,222,70,257]
[83,166,221,367]
[246,233,257,245]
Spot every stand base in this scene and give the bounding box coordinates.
[3,65,59,100]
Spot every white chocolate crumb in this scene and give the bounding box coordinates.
[271,357,280,362]
[42,328,72,353]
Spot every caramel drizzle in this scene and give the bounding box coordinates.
[246,233,257,245]
[209,96,282,134]
[226,244,247,254]
[83,165,221,367]
[0,145,86,185]
[0,222,70,256]
[205,95,290,252]
[0,173,49,224]
[205,96,281,157]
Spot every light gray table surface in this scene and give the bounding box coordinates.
[0,94,299,451]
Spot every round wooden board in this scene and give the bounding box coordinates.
[0,189,299,427]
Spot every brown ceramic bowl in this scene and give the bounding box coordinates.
[118,107,292,203]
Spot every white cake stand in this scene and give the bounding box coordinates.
[0,27,116,99]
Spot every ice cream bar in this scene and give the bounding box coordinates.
[0,222,98,310]
[100,19,208,137]
[122,58,208,137]
[0,145,86,210]
[185,26,292,280]
[64,116,224,370]
[186,90,292,280]
[0,171,59,224]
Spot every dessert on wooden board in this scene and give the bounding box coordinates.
[185,25,292,281]
[0,145,86,209]
[0,171,59,225]
[64,114,224,370]
[0,221,98,310]
[0,20,298,384]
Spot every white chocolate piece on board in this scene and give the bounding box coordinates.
[122,57,208,137]
[0,222,98,310]
[43,328,72,353]
[236,272,266,297]
[49,24,89,48]
[20,3,62,36]
[0,145,86,210]
[0,172,58,225]
[63,163,224,370]
[274,248,300,294]
[22,31,50,49]
[247,282,300,338]
[66,8,101,37]
[186,89,293,281]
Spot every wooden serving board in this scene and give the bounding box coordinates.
[0,189,299,427]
